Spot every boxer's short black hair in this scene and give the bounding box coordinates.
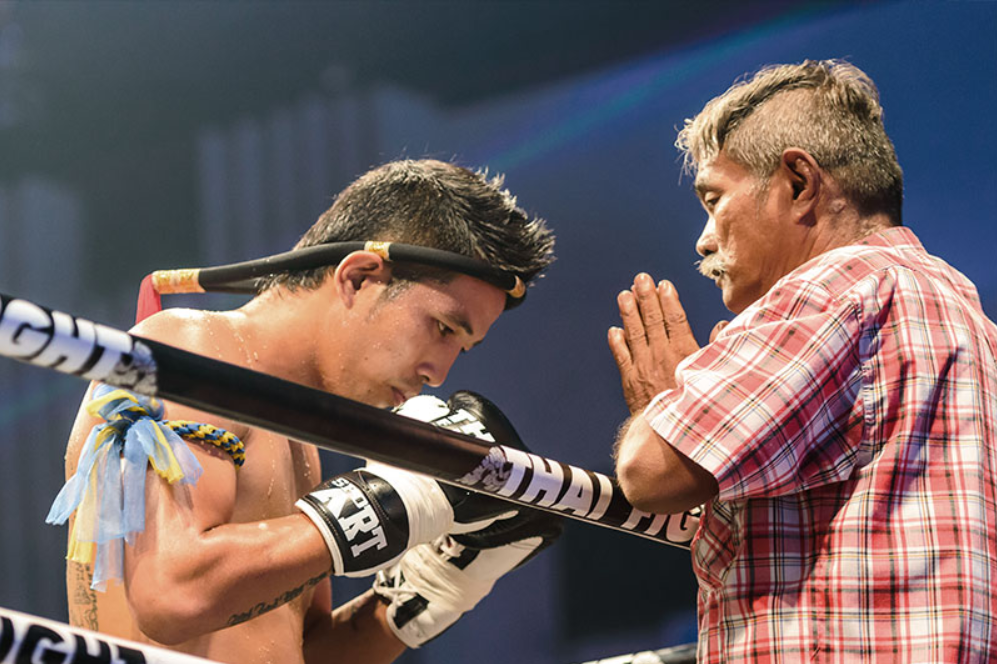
[259,159,555,293]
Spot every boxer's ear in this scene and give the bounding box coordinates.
[332,251,392,307]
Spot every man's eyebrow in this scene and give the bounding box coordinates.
[446,310,484,349]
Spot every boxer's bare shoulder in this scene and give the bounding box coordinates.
[65,306,326,663]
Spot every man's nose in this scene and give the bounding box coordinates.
[418,347,461,388]
[696,217,717,257]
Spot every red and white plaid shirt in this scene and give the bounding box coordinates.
[646,227,997,663]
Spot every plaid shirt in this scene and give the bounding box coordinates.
[645,227,997,663]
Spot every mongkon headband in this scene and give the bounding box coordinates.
[136,241,527,323]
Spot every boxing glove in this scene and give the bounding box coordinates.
[373,391,563,647]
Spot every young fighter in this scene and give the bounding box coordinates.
[52,159,558,664]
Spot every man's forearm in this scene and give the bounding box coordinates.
[303,590,406,664]
[127,513,332,644]
[614,414,718,514]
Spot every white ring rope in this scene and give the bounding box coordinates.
[0,603,698,664]
[0,606,215,663]
[575,642,697,664]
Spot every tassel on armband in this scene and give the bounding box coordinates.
[45,383,245,591]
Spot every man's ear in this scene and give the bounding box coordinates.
[780,148,821,221]
[331,251,392,307]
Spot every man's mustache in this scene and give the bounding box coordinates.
[696,254,726,280]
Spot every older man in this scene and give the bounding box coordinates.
[610,61,997,662]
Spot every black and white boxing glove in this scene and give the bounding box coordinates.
[296,390,560,581]
[372,391,563,647]
[386,392,532,533]
[295,391,522,578]
[295,463,455,577]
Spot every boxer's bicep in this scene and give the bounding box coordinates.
[121,436,240,638]
[124,435,238,574]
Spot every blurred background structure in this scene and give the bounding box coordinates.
[0,2,994,662]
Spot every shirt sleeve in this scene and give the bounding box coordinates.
[644,277,866,502]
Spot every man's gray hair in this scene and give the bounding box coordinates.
[676,59,903,222]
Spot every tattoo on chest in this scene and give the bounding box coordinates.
[225,573,326,627]
[68,562,99,631]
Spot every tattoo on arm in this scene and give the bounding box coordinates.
[68,562,99,631]
[225,573,327,627]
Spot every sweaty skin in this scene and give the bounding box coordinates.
[65,310,336,664]
[63,254,506,664]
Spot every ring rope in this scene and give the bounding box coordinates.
[575,643,697,664]
[0,606,216,663]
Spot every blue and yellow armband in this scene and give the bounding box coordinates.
[46,383,244,590]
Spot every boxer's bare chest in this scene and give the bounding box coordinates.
[233,430,322,522]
